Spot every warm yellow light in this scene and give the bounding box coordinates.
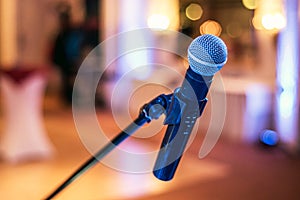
[199,20,222,36]
[252,15,264,30]
[147,0,179,30]
[252,0,286,32]
[147,14,170,30]
[262,14,275,30]
[262,12,286,30]
[273,13,286,29]
[242,0,258,10]
[185,3,203,21]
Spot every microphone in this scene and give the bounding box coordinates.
[153,34,228,181]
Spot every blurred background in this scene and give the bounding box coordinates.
[0,0,299,199]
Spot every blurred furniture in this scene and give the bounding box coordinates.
[0,68,54,163]
[215,75,274,143]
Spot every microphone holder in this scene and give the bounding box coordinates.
[45,90,208,199]
[44,94,172,199]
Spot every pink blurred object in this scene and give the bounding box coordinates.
[0,68,54,163]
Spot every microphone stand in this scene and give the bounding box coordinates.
[44,94,172,199]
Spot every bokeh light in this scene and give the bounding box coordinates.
[252,0,286,32]
[260,130,279,146]
[252,14,264,30]
[199,20,222,36]
[261,14,275,30]
[185,3,203,21]
[262,13,286,30]
[242,0,258,10]
[147,14,170,30]
[226,22,242,38]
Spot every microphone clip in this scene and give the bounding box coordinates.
[139,88,208,126]
[164,88,208,125]
[140,94,172,122]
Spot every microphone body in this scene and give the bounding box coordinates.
[153,67,212,181]
[153,34,227,181]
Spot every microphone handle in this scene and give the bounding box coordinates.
[153,108,198,181]
[153,67,212,181]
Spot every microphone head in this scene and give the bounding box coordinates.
[188,34,228,76]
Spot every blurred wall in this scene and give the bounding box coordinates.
[0,0,58,69]
[0,0,17,67]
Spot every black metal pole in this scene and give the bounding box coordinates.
[44,114,149,200]
[44,94,171,199]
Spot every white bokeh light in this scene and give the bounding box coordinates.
[147,14,170,30]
